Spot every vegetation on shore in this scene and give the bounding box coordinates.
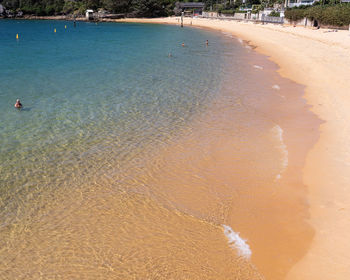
[0,0,282,17]
[0,0,177,17]
[1,0,349,27]
[285,3,350,26]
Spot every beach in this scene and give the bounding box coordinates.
[2,21,299,279]
[115,17,350,279]
[1,18,349,279]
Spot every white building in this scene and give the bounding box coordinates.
[285,0,319,8]
[86,9,94,20]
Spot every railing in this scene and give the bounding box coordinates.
[201,13,285,25]
[261,14,284,24]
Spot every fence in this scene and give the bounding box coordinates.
[202,12,285,24]
[261,14,284,24]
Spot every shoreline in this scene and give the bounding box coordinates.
[115,17,350,279]
[1,15,87,21]
[4,16,349,279]
[1,21,311,279]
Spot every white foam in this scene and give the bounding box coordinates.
[272,125,288,181]
[237,38,243,44]
[253,65,263,70]
[272,84,280,90]
[223,225,251,259]
[222,32,233,38]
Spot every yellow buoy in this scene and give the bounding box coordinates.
[16,33,19,39]
[54,28,56,33]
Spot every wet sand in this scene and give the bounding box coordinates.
[116,17,350,279]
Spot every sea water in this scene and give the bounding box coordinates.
[0,20,316,279]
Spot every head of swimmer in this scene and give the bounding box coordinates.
[15,99,22,108]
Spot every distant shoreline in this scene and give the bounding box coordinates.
[0,15,87,21]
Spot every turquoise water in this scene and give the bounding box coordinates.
[0,21,233,214]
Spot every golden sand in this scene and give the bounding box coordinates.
[114,17,350,279]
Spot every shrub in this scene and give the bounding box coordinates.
[306,4,350,26]
[214,3,225,12]
[252,4,264,13]
[269,10,280,17]
[221,9,234,14]
[285,4,350,26]
[284,8,305,21]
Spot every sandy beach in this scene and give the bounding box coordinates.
[115,17,350,279]
[2,16,349,279]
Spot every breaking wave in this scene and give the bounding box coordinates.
[223,225,252,259]
[272,125,288,181]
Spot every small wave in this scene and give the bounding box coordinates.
[253,65,263,70]
[223,225,251,259]
[272,125,288,181]
[272,85,280,90]
[222,32,233,38]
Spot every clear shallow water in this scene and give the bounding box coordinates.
[0,20,225,212]
[0,20,315,279]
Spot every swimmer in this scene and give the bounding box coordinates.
[182,43,185,47]
[206,40,209,46]
[14,99,22,109]
[168,53,172,57]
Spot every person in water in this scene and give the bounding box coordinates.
[182,43,185,47]
[206,40,209,46]
[14,99,22,109]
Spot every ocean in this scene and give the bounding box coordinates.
[0,20,315,279]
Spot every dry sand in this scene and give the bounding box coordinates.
[115,17,350,280]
